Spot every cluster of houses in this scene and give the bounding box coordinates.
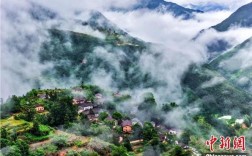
[72,88,104,122]
[34,88,186,149]
[31,87,193,155]
[115,118,186,151]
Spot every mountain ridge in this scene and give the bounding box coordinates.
[211,2,252,32]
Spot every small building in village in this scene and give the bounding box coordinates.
[159,133,167,143]
[79,101,94,111]
[81,107,100,122]
[121,120,132,133]
[72,97,86,105]
[72,87,83,93]
[95,93,104,105]
[58,151,67,156]
[169,130,177,135]
[37,93,47,99]
[35,105,45,113]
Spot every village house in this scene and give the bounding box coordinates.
[81,108,100,122]
[71,87,83,94]
[159,133,167,143]
[130,139,144,150]
[58,151,67,156]
[37,93,47,99]
[169,130,177,135]
[121,120,132,133]
[79,102,93,111]
[130,139,143,146]
[72,97,86,105]
[35,105,45,113]
[95,93,103,99]
[95,93,104,105]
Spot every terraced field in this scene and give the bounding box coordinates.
[0,116,32,133]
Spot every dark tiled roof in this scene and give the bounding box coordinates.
[72,87,83,91]
[73,97,86,101]
[38,94,47,98]
[82,110,90,115]
[91,108,100,114]
[121,120,132,127]
[35,104,44,107]
[79,102,93,107]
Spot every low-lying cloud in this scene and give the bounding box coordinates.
[165,0,251,11]
[1,0,252,108]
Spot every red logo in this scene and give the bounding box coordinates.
[233,136,246,151]
[206,135,218,152]
[206,135,246,152]
[219,136,231,150]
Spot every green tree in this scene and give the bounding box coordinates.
[162,103,172,112]
[150,137,160,146]
[26,89,38,98]
[180,129,192,145]
[111,145,128,156]
[3,146,22,156]
[20,99,36,121]
[1,127,8,139]
[112,112,123,121]
[9,95,21,113]
[170,146,191,156]
[99,112,109,121]
[15,139,29,156]
[170,146,183,156]
[143,122,158,142]
[244,115,252,127]
[49,94,77,126]
[31,120,41,136]
[52,135,68,149]
[131,123,143,140]
[170,102,178,108]
[66,150,79,156]
[10,129,18,141]
[30,149,45,156]
[138,92,157,110]
[80,150,99,156]
[0,138,10,148]
[123,137,133,151]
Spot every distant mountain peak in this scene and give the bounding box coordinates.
[212,2,252,32]
[29,2,58,21]
[113,0,203,20]
[138,0,203,19]
[80,11,127,35]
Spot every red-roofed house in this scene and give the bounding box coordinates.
[35,105,45,113]
[121,120,132,133]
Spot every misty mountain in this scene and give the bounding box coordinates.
[80,11,127,36]
[38,14,252,118]
[182,37,252,117]
[189,3,228,12]
[209,37,252,92]
[25,2,252,119]
[29,2,58,21]
[194,2,252,56]
[211,2,252,32]
[39,28,161,90]
[182,64,252,116]
[117,0,203,20]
